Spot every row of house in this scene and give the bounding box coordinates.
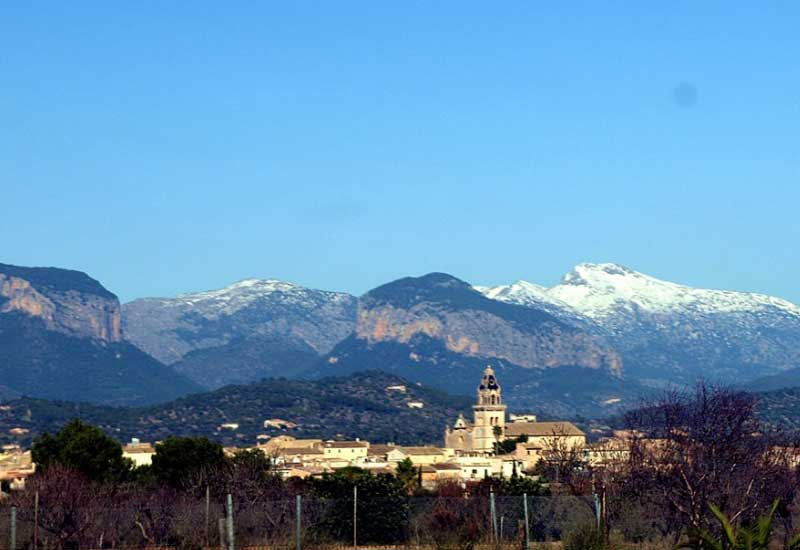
[3,367,633,496]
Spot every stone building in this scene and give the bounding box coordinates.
[445,366,507,454]
[445,366,585,459]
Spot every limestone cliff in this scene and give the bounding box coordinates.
[0,270,121,342]
[346,272,622,376]
[0,262,200,405]
[356,301,621,375]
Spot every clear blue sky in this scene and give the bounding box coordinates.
[2,2,799,303]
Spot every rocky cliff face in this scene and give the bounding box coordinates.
[354,272,621,375]
[356,301,621,374]
[309,273,629,417]
[0,267,121,343]
[0,263,199,405]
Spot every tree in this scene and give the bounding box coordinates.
[619,384,799,538]
[151,436,225,487]
[31,419,132,482]
[395,458,419,494]
[312,467,408,544]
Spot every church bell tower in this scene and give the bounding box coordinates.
[472,366,507,453]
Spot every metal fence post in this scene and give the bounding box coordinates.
[226,493,235,550]
[205,485,210,548]
[10,505,17,550]
[522,493,530,550]
[33,491,39,550]
[296,494,302,550]
[353,485,358,549]
[593,492,601,532]
[489,490,498,547]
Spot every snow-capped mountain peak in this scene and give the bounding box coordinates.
[163,278,352,317]
[478,263,800,385]
[480,262,800,321]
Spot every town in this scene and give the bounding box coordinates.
[1,367,630,495]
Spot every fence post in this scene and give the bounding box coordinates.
[10,505,16,550]
[593,492,601,532]
[490,489,498,547]
[296,494,302,550]
[226,493,235,550]
[522,493,530,550]
[33,491,39,550]
[353,485,358,549]
[205,485,210,548]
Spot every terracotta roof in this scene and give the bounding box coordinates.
[505,422,585,438]
[277,447,324,456]
[394,446,446,456]
[324,441,369,449]
[433,463,462,471]
[368,444,398,457]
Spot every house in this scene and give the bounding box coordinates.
[0,449,35,493]
[431,462,463,484]
[321,440,369,464]
[456,456,493,480]
[505,421,586,465]
[387,446,451,466]
[219,423,239,431]
[263,419,298,430]
[123,439,156,467]
[257,436,322,455]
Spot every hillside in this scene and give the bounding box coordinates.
[123,279,357,387]
[307,273,630,418]
[0,371,473,447]
[0,262,200,405]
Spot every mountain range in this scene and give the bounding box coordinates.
[3,261,800,421]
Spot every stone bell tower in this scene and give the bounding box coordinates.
[472,366,507,454]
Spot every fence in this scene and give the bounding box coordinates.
[0,494,599,550]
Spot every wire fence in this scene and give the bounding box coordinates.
[0,495,600,550]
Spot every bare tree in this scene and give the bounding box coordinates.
[619,383,799,539]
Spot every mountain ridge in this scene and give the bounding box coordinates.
[480,263,800,386]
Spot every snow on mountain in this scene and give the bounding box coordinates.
[122,279,357,367]
[479,263,800,385]
[482,263,800,321]
[168,278,354,318]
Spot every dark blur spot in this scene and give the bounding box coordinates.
[673,82,698,108]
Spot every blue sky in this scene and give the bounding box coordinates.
[1,2,799,302]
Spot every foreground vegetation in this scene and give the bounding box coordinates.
[3,383,800,549]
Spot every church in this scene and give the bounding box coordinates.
[444,366,585,456]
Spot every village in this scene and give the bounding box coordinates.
[1,367,631,495]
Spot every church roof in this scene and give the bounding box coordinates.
[505,421,585,438]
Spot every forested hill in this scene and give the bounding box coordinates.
[0,371,472,447]
[754,387,800,431]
